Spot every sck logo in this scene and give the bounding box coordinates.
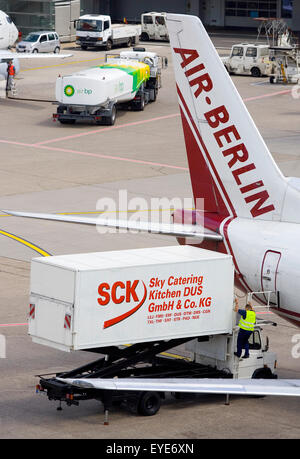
[98,280,147,329]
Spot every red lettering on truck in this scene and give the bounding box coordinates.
[98,280,139,306]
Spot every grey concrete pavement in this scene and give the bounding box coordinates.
[0,39,299,439]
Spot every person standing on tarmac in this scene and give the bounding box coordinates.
[234,298,256,359]
[6,60,15,93]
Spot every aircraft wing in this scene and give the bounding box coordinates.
[58,377,300,398]
[2,210,222,241]
[0,51,72,59]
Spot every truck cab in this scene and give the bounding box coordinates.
[187,323,277,380]
[222,44,270,77]
[75,14,140,50]
[141,12,168,41]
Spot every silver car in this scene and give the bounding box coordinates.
[16,31,60,53]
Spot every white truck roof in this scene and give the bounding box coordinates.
[233,43,269,48]
[33,245,229,271]
[78,14,110,21]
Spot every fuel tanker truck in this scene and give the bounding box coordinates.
[53,48,166,125]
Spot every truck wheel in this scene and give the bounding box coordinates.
[135,93,145,111]
[101,105,116,125]
[141,32,149,41]
[137,392,161,416]
[270,76,275,84]
[106,39,113,51]
[251,367,275,398]
[252,368,274,379]
[251,67,261,77]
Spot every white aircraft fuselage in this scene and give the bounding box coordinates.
[0,10,18,49]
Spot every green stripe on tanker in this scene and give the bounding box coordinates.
[97,62,150,93]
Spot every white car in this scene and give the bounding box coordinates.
[16,31,60,53]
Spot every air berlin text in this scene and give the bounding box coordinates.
[174,47,275,218]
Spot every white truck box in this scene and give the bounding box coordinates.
[28,246,234,352]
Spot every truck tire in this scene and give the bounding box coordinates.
[141,32,149,41]
[251,367,276,398]
[106,39,113,51]
[270,76,275,84]
[137,392,161,416]
[251,67,261,77]
[101,104,116,125]
[134,92,145,111]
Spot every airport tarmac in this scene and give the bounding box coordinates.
[0,36,300,439]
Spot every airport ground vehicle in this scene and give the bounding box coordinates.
[222,43,270,77]
[30,246,277,416]
[268,46,300,84]
[141,12,168,41]
[53,48,164,125]
[75,14,140,50]
[16,31,60,54]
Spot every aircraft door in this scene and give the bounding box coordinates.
[261,250,281,304]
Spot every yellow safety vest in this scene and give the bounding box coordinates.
[239,310,256,332]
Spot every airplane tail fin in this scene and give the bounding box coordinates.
[166,14,287,221]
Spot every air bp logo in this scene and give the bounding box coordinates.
[64,85,75,97]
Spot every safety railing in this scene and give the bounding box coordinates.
[246,290,280,309]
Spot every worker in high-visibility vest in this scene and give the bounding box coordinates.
[6,59,16,93]
[234,298,256,359]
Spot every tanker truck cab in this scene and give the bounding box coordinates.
[222,44,270,77]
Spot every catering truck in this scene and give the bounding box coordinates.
[53,48,165,125]
[75,14,141,50]
[30,246,277,416]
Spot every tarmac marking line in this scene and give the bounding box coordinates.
[32,89,292,147]
[34,113,181,146]
[0,229,51,257]
[0,138,188,171]
[0,322,27,327]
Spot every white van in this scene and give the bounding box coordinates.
[141,12,169,41]
[16,31,60,53]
